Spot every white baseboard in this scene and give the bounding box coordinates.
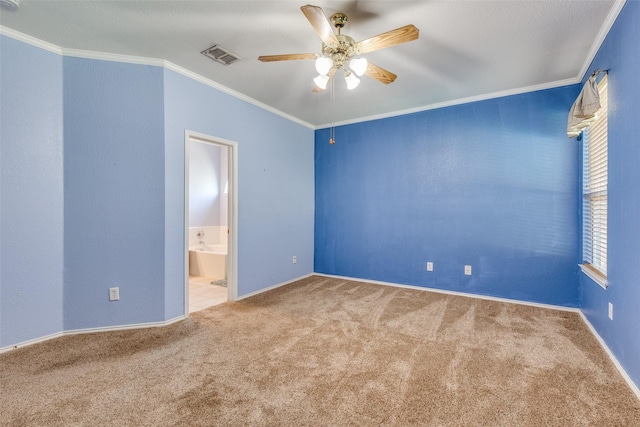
[4,273,638,401]
[236,273,314,301]
[314,273,580,313]
[0,331,65,354]
[0,315,186,354]
[578,311,640,401]
[315,273,639,401]
[63,315,186,337]
[1,272,314,353]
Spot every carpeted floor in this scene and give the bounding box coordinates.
[1,276,639,426]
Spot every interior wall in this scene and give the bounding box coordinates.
[163,69,315,315]
[0,36,64,347]
[63,57,166,330]
[579,0,640,391]
[0,30,314,344]
[189,140,222,227]
[315,85,581,307]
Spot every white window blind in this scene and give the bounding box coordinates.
[582,74,608,284]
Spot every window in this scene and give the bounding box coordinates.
[581,74,608,288]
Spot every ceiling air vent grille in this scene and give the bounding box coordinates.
[201,44,241,66]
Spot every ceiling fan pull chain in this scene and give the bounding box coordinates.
[330,77,336,145]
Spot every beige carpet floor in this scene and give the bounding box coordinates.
[1,276,639,426]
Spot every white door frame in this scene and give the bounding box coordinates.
[184,130,238,316]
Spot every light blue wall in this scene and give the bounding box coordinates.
[63,58,166,330]
[580,0,640,390]
[0,36,64,346]
[315,85,581,307]
[163,70,315,316]
[0,33,314,345]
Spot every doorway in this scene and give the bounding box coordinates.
[184,130,237,315]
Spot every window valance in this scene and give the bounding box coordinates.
[567,75,601,138]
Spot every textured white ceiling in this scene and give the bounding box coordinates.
[0,1,623,128]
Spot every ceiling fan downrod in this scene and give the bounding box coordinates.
[330,12,348,34]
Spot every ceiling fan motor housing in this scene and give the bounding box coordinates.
[322,34,358,69]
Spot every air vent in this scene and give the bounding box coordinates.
[201,44,241,66]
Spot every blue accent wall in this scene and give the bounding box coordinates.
[63,58,166,330]
[163,70,314,313]
[579,0,640,390]
[315,86,581,307]
[0,36,64,346]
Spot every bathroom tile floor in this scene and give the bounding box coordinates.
[189,275,228,313]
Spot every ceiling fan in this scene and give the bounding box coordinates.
[258,4,419,91]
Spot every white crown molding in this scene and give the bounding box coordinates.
[62,47,165,67]
[316,76,580,129]
[62,48,315,129]
[316,0,627,129]
[1,0,627,131]
[162,61,314,129]
[576,0,627,82]
[0,24,590,133]
[0,25,315,130]
[0,25,61,54]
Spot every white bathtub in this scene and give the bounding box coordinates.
[188,244,227,280]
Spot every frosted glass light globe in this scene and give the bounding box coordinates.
[315,57,333,75]
[344,71,360,90]
[349,57,368,76]
[314,74,330,90]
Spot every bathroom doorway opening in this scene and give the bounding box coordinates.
[184,130,238,315]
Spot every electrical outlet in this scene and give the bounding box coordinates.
[292,255,297,264]
[426,262,434,272]
[464,265,472,276]
[608,302,613,320]
[109,287,119,301]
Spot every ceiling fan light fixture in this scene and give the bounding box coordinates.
[349,57,368,76]
[315,57,333,75]
[344,71,360,90]
[259,5,418,95]
[314,74,330,90]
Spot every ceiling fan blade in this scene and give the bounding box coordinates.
[301,5,339,47]
[356,24,419,54]
[365,62,397,84]
[258,53,317,62]
[312,67,337,92]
